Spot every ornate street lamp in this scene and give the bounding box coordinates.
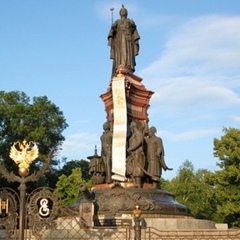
[133,205,142,240]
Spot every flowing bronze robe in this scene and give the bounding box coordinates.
[108,18,140,74]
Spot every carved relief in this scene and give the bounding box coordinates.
[96,186,157,214]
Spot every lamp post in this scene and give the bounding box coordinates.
[0,140,52,240]
[133,205,142,240]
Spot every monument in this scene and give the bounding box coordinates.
[80,5,215,230]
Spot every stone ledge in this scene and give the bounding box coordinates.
[144,218,216,229]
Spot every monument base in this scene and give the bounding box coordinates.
[92,184,191,217]
[79,183,196,228]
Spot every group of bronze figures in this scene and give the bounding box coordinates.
[89,120,172,189]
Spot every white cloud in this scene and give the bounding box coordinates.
[159,128,219,142]
[140,15,240,116]
[152,76,240,111]
[228,116,240,123]
[60,132,100,160]
[142,15,240,78]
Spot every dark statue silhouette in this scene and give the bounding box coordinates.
[108,4,140,77]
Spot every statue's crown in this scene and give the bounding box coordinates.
[119,4,128,17]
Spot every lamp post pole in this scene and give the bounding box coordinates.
[133,205,142,240]
[18,182,26,240]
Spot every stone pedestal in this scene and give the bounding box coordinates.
[143,218,216,229]
[93,184,191,217]
[79,183,195,228]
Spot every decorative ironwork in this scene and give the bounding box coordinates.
[26,187,59,239]
[0,142,53,240]
[0,150,52,184]
[9,140,39,177]
[38,198,50,217]
[0,187,239,240]
[0,188,19,239]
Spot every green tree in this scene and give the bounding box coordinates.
[59,159,91,182]
[165,160,195,202]
[192,169,217,220]
[164,160,216,220]
[55,168,91,206]
[212,127,240,227]
[0,91,68,190]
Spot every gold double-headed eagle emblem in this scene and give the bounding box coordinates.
[9,140,39,169]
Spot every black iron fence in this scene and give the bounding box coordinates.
[1,187,240,240]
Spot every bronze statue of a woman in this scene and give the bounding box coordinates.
[108,5,140,77]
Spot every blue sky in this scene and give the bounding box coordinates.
[1,0,240,179]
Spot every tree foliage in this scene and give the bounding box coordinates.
[55,168,92,206]
[163,128,240,228]
[58,159,91,182]
[0,91,68,190]
[212,127,240,227]
[0,91,68,159]
[163,160,216,220]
